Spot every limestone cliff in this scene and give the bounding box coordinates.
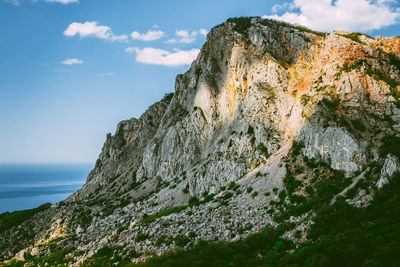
[1,17,400,265]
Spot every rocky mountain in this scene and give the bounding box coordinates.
[1,17,400,266]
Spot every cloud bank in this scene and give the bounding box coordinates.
[64,21,128,42]
[61,58,83,65]
[131,47,200,66]
[264,0,400,32]
[131,30,165,41]
[166,28,208,44]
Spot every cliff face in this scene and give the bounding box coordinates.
[1,17,400,265]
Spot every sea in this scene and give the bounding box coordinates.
[0,163,93,213]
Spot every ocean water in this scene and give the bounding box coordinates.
[0,163,93,213]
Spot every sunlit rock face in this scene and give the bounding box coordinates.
[1,17,400,265]
[83,17,399,198]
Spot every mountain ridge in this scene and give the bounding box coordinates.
[1,16,400,266]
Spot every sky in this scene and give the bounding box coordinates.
[0,0,399,163]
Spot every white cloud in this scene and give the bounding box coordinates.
[199,28,208,37]
[125,47,135,54]
[61,58,83,65]
[98,72,114,77]
[64,21,128,42]
[46,0,78,4]
[263,0,400,32]
[133,47,200,66]
[271,2,296,13]
[130,30,165,41]
[166,29,207,44]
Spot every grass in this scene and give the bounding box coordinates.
[294,25,327,38]
[0,203,51,234]
[339,32,372,44]
[140,206,187,224]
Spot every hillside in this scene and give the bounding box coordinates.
[1,17,400,266]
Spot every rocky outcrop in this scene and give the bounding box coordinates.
[377,154,400,188]
[1,17,400,265]
[298,123,367,176]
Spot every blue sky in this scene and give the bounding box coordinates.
[0,0,399,163]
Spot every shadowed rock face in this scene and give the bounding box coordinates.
[1,17,400,264]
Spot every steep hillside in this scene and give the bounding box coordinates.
[1,17,400,266]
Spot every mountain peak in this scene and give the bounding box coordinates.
[1,16,400,266]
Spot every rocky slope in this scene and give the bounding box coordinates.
[1,17,400,266]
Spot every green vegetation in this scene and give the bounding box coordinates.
[0,203,51,234]
[173,235,190,247]
[292,140,304,156]
[247,125,254,135]
[256,142,269,156]
[228,181,240,191]
[135,233,150,242]
[337,58,400,96]
[339,32,372,44]
[9,163,400,266]
[140,206,187,224]
[251,191,259,198]
[380,135,400,158]
[341,59,366,73]
[226,17,252,38]
[188,197,200,207]
[81,245,137,266]
[3,248,74,267]
[124,169,400,267]
[321,96,340,111]
[388,52,400,71]
[294,25,327,38]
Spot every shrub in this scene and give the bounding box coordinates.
[247,125,254,135]
[247,186,253,193]
[380,135,400,158]
[257,143,269,156]
[140,206,187,224]
[189,232,196,238]
[174,235,190,247]
[227,17,252,37]
[222,192,233,200]
[135,233,150,242]
[189,197,200,207]
[292,140,304,156]
[0,203,51,234]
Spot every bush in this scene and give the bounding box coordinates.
[257,143,269,156]
[140,206,186,224]
[227,17,252,38]
[135,233,150,242]
[174,235,190,247]
[189,197,200,207]
[380,135,400,158]
[0,203,51,234]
